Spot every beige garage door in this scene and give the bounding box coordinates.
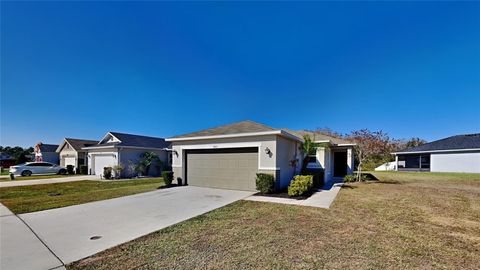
[186,148,258,191]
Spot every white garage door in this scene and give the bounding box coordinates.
[93,155,116,176]
[64,157,76,167]
[186,148,259,191]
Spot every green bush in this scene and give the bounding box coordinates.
[162,171,174,186]
[344,175,356,182]
[80,165,88,175]
[288,175,313,197]
[103,167,113,180]
[255,173,275,194]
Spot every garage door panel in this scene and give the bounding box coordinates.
[94,155,115,176]
[186,149,258,191]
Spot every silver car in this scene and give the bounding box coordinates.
[9,162,67,177]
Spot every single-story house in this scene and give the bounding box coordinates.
[37,144,60,164]
[55,138,98,170]
[392,133,480,173]
[166,120,355,191]
[82,132,171,177]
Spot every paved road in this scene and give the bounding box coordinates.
[2,186,253,269]
[0,175,100,188]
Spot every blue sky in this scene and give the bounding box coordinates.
[1,1,479,147]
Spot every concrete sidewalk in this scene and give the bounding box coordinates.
[0,175,100,188]
[244,180,343,208]
[0,204,65,270]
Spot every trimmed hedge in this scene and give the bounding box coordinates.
[162,171,174,186]
[255,173,275,194]
[103,167,113,179]
[303,168,324,188]
[79,165,88,175]
[288,175,314,197]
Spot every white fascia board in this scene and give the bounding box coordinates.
[392,148,480,155]
[336,143,356,146]
[55,139,67,153]
[82,145,168,151]
[82,145,116,150]
[166,130,299,142]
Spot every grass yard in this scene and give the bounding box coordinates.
[69,172,480,270]
[0,174,78,182]
[0,178,164,214]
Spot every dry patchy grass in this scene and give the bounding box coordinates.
[69,172,480,270]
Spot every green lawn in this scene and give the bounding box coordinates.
[69,171,480,270]
[0,171,10,175]
[0,178,164,214]
[0,174,78,182]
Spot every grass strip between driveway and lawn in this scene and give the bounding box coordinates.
[68,172,480,270]
[0,178,164,214]
[0,174,79,182]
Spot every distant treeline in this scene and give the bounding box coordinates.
[0,146,34,164]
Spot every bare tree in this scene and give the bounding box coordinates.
[349,129,391,181]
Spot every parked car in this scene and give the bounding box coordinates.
[9,162,67,177]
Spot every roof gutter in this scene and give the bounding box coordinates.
[392,148,480,155]
[166,130,303,142]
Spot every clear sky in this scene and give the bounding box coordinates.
[1,1,479,147]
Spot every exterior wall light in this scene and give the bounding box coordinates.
[265,147,271,155]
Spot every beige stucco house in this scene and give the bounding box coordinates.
[166,120,355,191]
[82,132,171,177]
[56,138,98,169]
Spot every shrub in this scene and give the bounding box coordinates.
[112,164,124,179]
[303,168,324,188]
[344,175,356,182]
[162,171,174,186]
[103,167,113,180]
[80,165,88,175]
[66,165,75,175]
[255,173,275,194]
[288,175,314,197]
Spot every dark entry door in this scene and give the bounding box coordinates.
[333,152,347,177]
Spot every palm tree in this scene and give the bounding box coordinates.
[299,135,320,173]
[140,152,159,176]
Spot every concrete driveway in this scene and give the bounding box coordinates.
[5,186,252,269]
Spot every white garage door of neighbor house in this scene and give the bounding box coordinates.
[186,147,259,191]
[64,157,76,167]
[94,155,116,175]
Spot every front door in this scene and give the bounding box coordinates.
[333,152,347,177]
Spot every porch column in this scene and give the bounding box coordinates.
[395,155,399,171]
[347,148,354,175]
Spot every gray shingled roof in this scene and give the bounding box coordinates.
[169,120,354,145]
[89,132,170,149]
[40,144,59,152]
[283,129,353,145]
[170,120,277,139]
[64,138,99,151]
[396,133,480,153]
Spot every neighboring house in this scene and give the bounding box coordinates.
[166,120,355,191]
[375,161,397,171]
[56,138,99,170]
[392,133,480,173]
[82,132,171,177]
[38,144,60,164]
